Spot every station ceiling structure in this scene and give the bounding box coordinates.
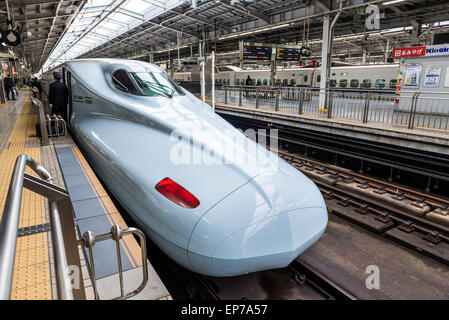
[2,0,449,72]
[0,0,84,70]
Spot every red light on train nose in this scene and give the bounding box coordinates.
[155,178,200,209]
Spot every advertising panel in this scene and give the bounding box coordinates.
[403,63,422,88]
[423,65,441,88]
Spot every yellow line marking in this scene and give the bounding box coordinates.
[0,93,51,299]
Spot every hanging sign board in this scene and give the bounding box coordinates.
[392,46,426,58]
[276,47,301,61]
[403,63,422,88]
[392,44,449,58]
[242,46,273,60]
[424,44,449,57]
[423,65,441,88]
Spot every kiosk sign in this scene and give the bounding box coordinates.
[393,44,449,58]
[425,44,449,56]
[392,46,426,58]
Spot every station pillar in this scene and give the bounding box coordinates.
[319,15,330,108]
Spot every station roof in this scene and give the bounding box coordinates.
[78,0,449,65]
[3,0,449,72]
[0,0,84,71]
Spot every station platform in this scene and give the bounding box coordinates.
[0,90,171,300]
[214,101,449,155]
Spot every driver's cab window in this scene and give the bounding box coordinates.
[112,69,138,94]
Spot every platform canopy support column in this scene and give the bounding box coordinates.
[319,15,330,109]
[319,0,343,109]
[362,47,367,63]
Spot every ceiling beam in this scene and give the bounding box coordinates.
[171,8,232,33]
[219,0,271,24]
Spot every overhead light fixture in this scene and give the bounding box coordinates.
[382,0,405,5]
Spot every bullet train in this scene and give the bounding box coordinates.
[174,64,399,89]
[43,59,327,277]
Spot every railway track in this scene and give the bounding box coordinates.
[194,259,356,300]
[278,150,449,266]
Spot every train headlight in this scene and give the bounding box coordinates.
[155,178,200,209]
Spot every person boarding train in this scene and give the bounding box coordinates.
[48,71,69,121]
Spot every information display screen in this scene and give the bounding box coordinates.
[243,46,273,60]
[276,47,301,61]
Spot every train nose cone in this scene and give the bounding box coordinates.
[187,168,328,276]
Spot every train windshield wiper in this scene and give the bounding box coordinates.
[112,75,130,93]
[139,80,174,98]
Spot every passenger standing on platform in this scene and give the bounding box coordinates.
[245,75,252,86]
[3,75,15,100]
[12,78,18,97]
[31,77,43,100]
[48,71,68,120]
[245,75,252,97]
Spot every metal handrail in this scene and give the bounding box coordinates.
[80,224,149,300]
[30,96,49,146]
[45,114,67,137]
[0,155,73,300]
[219,84,397,93]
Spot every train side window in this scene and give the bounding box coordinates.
[350,79,359,88]
[263,79,268,85]
[218,79,223,84]
[389,79,397,88]
[316,75,321,83]
[282,79,288,86]
[362,79,372,88]
[339,79,348,88]
[376,79,386,89]
[112,69,138,94]
[257,79,262,86]
[304,75,308,83]
[329,79,337,87]
[227,79,230,85]
[275,79,282,86]
[290,79,296,85]
[236,79,241,85]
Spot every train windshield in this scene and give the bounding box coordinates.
[131,72,185,98]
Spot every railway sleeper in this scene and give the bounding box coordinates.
[326,198,449,266]
[426,207,449,227]
[301,167,433,217]
[385,227,449,267]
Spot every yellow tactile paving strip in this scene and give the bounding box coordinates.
[0,95,51,300]
[71,146,143,267]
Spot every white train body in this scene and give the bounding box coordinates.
[211,64,399,89]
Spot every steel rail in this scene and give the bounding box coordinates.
[313,180,449,243]
[0,155,73,300]
[278,152,449,240]
[278,150,449,207]
[290,260,357,301]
